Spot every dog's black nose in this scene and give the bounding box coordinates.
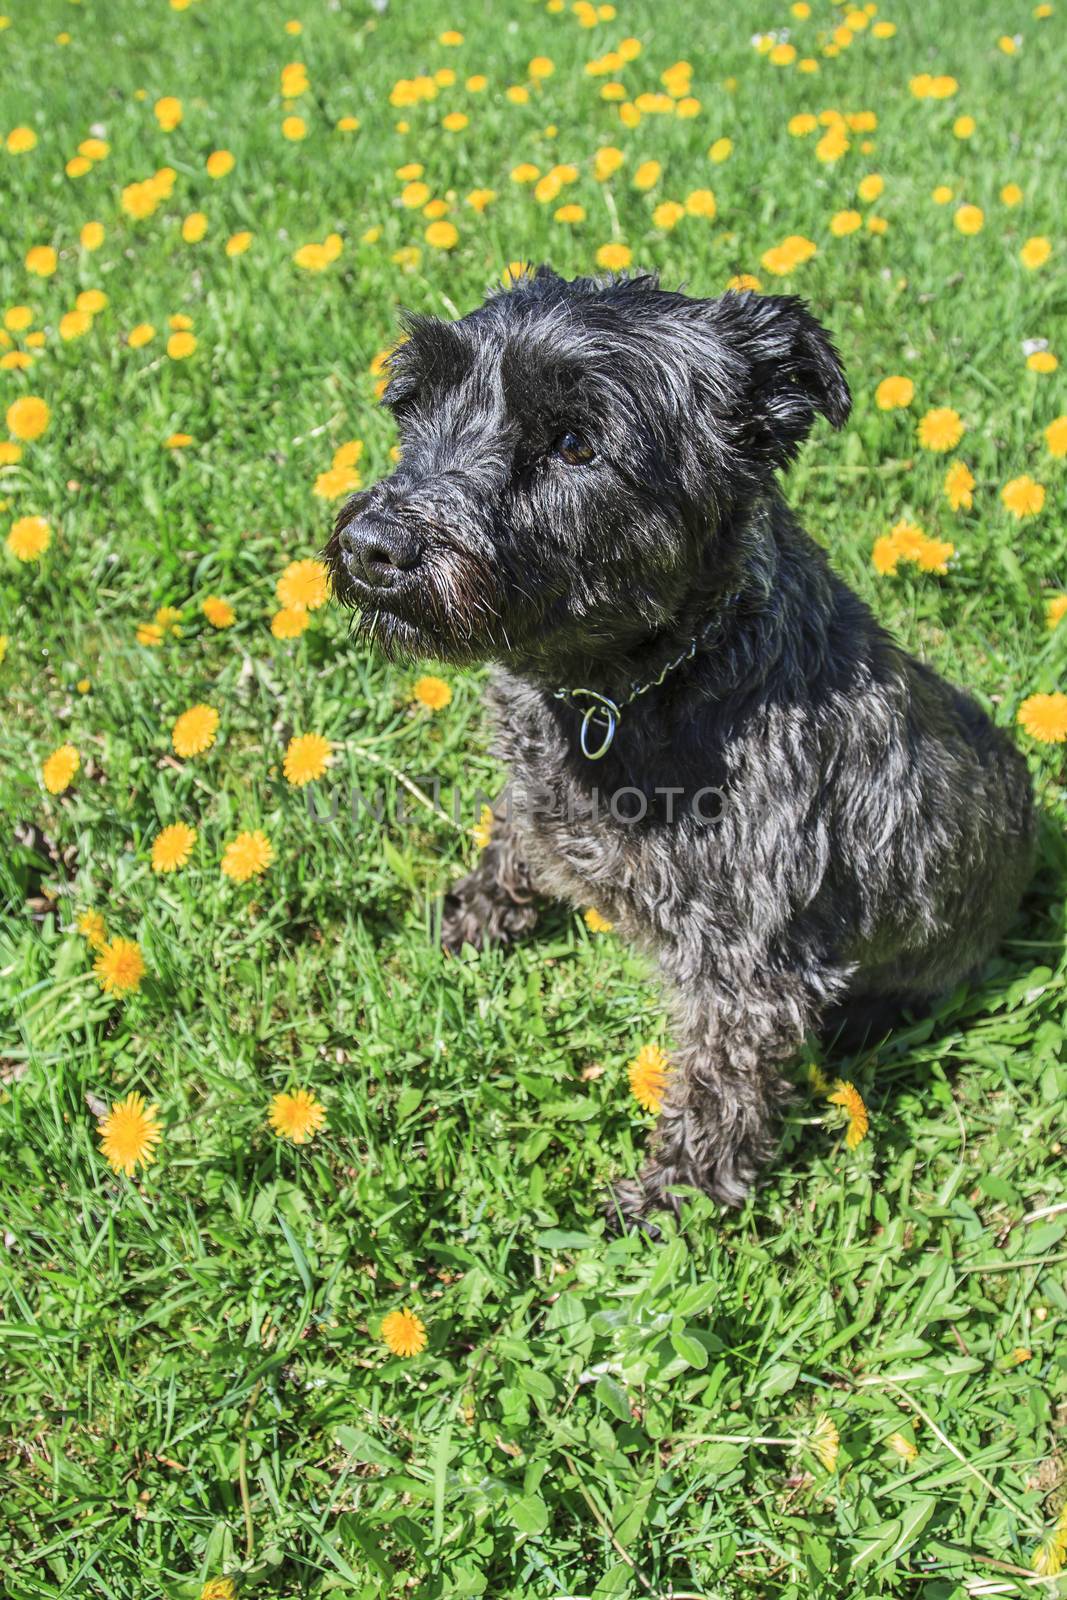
[339,515,424,589]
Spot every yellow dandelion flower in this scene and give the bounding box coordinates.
[151,822,196,873]
[164,432,194,449]
[1018,692,1067,744]
[761,234,818,276]
[815,127,848,163]
[136,621,164,647]
[77,908,108,950]
[6,125,37,153]
[1001,475,1045,518]
[594,145,624,181]
[726,273,762,292]
[887,521,930,564]
[282,114,307,141]
[268,1087,326,1144]
[380,1307,427,1357]
[466,188,496,213]
[596,242,632,271]
[1020,236,1052,270]
[154,95,182,130]
[172,704,219,758]
[202,595,235,628]
[313,464,361,499]
[94,938,147,997]
[413,674,452,710]
[828,1079,869,1148]
[7,514,52,561]
[871,534,900,575]
[857,173,884,203]
[809,1413,840,1471]
[271,605,310,639]
[554,202,586,224]
[59,309,91,341]
[584,908,613,933]
[472,805,494,849]
[42,743,79,794]
[79,220,104,252]
[954,203,984,235]
[628,1043,668,1113]
[167,331,197,360]
[97,1090,161,1173]
[425,220,459,249]
[1045,595,1067,631]
[276,558,329,612]
[914,536,954,574]
[128,323,156,348]
[830,209,862,237]
[1028,351,1058,374]
[1000,182,1023,206]
[206,149,234,179]
[953,114,975,139]
[200,1581,236,1600]
[944,460,975,511]
[283,732,332,786]
[632,159,661,191]
[0,442,20,465]
[653,200,685,230]
[887,1432,918,1462]
[875,375,914,411]
[25,245,58,277]
[70,294,104,324]
[7,395,50,440]
[221,829,273,882]
[1045,416,1067,457]
[918,407,964,452]
[684,188,717,219]
[332,439,363,470]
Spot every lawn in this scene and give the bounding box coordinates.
[1,0,1066,1595]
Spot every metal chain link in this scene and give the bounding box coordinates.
[552,593,739,760]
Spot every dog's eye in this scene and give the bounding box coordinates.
[553,429,595,466]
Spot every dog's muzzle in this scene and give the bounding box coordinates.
[337,512,424,592]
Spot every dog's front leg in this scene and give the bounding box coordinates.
[611,975,818,1228]
[440,811,541,953]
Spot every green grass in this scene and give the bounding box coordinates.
[2,0,1066,1595]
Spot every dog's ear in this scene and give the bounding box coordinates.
[710,292,851,467]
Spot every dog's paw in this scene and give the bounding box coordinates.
[440,886,539,954]
[440,894,488,955]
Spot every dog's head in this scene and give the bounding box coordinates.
[326,267,849,667]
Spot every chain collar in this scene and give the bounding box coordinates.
[552,594,739,760]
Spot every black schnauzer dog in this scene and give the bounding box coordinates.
[327,267,1034,1227]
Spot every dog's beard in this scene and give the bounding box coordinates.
[345,541,511,665]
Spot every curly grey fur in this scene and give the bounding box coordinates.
[326,267,1035,1227]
